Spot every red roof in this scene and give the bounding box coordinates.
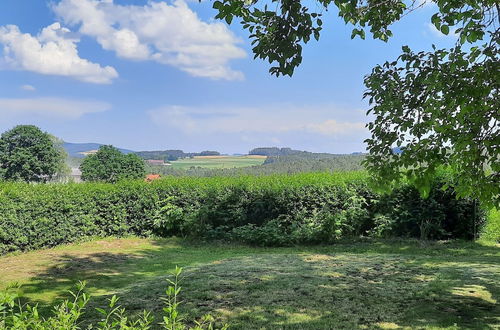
[145,174,161,182]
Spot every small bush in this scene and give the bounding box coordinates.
[232,219,289,246]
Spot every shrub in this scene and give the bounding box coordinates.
[231,219,289,246]
[0,172,485,253]
[480,208,500,243]
[153,197,186,237]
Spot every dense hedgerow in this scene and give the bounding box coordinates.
[0,172,485,254]
[481,208,500,243]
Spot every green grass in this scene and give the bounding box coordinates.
[169,156,266,169]
[1,238,499,329]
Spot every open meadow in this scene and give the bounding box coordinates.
[168,155,266,169]
[1,238,498,329]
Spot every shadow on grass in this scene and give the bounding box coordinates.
[167,252,500,329]
[9,239,500,329]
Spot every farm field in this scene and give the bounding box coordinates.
[169,155,266,169]
[1,238,498,329]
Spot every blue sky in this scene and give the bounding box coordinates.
[0,0,457,154]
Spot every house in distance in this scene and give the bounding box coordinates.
[146,159,170,166]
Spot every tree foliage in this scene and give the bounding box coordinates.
[249,147,305,156]
[364,40,499,207]
[212,0,500,206]
[80,145,146,183]
[0,125,66,182]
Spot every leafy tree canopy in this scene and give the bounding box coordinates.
[212,0,499,207]
[0,125,66,182]
[80,145,146,183]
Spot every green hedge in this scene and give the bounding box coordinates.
[480,208,500,243]
[0,172,485,253]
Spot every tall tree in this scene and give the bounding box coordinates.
[0,125,66,182]
[212,0,499,206]
[80,145,146,183]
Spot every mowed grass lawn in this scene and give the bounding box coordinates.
[1,238,499,329]
[169,155,266,169]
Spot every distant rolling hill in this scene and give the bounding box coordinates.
[63,142,135,158]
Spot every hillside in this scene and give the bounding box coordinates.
[145,153,365,176]
[136,150,221,160]
[63,142,135,158]
[63,142,365,175]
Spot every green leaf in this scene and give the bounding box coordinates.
[212,1,223,9]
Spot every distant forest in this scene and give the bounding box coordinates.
[145,153,365,177]
[135,150,220,161]
[66,145,366,177]
[248,147,353,157]
[139,146,363,161]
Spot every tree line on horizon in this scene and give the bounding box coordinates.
[135,149,221,161]
[249,147,362,157]
[145,153,365,177]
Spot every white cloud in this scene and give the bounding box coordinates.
[0,97,111,119]
[53,0,246,80]
[21,84,36,91]
[305,120,365,135]
[148,104,368,137]
[427,22,458,38]
[0,23,118,84]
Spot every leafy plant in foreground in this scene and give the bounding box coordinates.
[95,295,153,329]
[0,281,89,329]
[0,268,227,330]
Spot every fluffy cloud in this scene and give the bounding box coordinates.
[0,23,118,84]
[53,0,246,80]
[148,104,368,137]
[21,84,36,91]
[146,104,370,153]
[305,120,365,135]
[0,97,111,119]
